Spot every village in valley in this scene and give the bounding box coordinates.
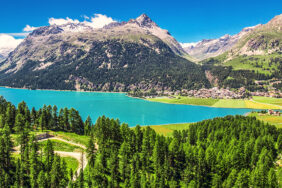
[155,87,282,100]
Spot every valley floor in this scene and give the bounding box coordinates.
[147,96,282,110]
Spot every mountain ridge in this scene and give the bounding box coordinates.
[0,14,208,92]
[181,24,261,61]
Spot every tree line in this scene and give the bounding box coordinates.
[85,115,282,187]
[0,96,85,135]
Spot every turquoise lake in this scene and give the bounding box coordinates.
[0,87,254,126]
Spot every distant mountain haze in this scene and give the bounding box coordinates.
[181,25,262,61]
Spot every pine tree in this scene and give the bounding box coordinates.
[109,147,120,187]
[14,113,25,133]
[119,142,131,181]
[84,116,92,136]
[277,134,282,153]
[86,134,97,168]
[50,155,61,188]
[37,170,47,188]
[223,169,237,188]
[30,135,40,188]
[235,169,250,188]
[44,140,54,173]
[5,103,16,130]
[60,159,69,187]
[267,168,278,188]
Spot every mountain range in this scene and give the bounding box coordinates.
[181,25,261,61]
[0,13,281,92]
[0,14,208,92]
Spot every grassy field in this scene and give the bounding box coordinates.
[253,96,282,106]
[148,123,191,136]
[148,96,219,106]
[212,99,246,108]
[148,96,282,109]
[50,131,89,146]
[39,139,84,152]
[64,156,79,172]
[248,112,282,128]
[245,100,281,109]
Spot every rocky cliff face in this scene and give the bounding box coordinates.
[181,25,260,61]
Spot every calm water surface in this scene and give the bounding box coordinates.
[0,87,254,126]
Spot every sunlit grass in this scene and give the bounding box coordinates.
[248,112,282,128]
[253,96,282,106]
[212,99,246,108]
[50,131,89,146]
[147,123,191,136]
[39,139,84,152]
[245,100,281,109]
[148,96,281,109]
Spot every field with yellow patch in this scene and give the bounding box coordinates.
[248,112,282,128]
[245,100,281,109]
[148,96,282,109]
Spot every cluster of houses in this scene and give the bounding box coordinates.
[268,109,281,116]
[181,87,247,99]
[146,86,282,100]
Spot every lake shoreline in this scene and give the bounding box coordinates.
[0,86,256,126]
[0,86,127,94]
[1,86,274,110]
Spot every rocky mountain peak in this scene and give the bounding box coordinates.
[135,14,157,28]
[265,14,282,30]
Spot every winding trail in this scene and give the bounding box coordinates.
[39,137,87,149]
[13,136,88,181]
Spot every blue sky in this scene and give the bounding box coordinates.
[0,0,281,42]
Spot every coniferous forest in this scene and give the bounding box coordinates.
[0,96,281,187]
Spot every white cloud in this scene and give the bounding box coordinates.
[4,33,29,37]
[48,17,80,25]
[48,14,116,29]
[23,25,38,32]
[180,42,199,48]
[0,34,23,57]
[84,14,116,28]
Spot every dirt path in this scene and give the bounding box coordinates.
[13,136,88,181]
[39,137,88,180]
[38,137,87,150]
[55,150,87,179]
